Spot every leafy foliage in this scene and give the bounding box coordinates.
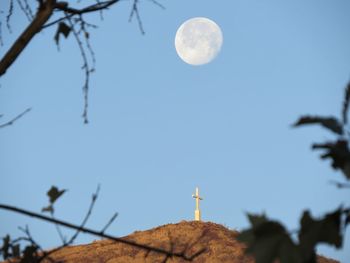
[237,214,301,263]
[238,208,346,263]
[54,22,71,45]
[292,81,350,182]
[239,81,350,262]
[298,209,343,261]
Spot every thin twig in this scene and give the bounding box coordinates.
[129,0,145,34]
[66,185,100,244]
[100,212,118,234]
[6,0,14,33]
[15,0,33,21]
[66,15,90,124]
[19,225,57,263]
[0,21,4,46]
[146,0,165,10]
[43,0,120,29]
[51,211,67,244]
[0,108,31,128]
[55,0,119,15]
[35,186,102,262]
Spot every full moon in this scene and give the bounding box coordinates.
[175,17,223,65]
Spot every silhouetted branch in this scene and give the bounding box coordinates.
[0,0,56,77]
[0,21,4,46]
[65,185,100,244]
[42,0,119,30]
[129,0,144,34]
[342,82,350,125]
[0,0,107,77]
[6,0,14,32]
[0,108,31,128]
[55,0,119,15]
[100,212,118,234]
[31,186,101,262]
[146,0,165,10]
[0,204,205,261]
[18,225,57,263]
[66,15,91,124]
[1,0,163,123]
[50,211,66,244]
[15,0,34,21]
[0,0,120,123]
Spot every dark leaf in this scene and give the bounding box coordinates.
[54,22,71,45]
[342,81,350,124]
[1,235,10,259]
[278,236,303,263]
[238,214,301,263]
[47,186,66,204]
[237,229,255,245]
[293,116,343,135]
[298,209,343,260]
[20,245,38,263]
[247,213,268,227]
[12,244,20,257]
[312,140,350,180]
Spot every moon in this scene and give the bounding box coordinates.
[175,17,223,65]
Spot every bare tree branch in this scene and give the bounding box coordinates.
[34,185,102,262]
[0,21,4,46]
[6,0,14,33]
[15,0,34,21]
[0,108,31,128]
[65,185,100,244]
[146,0,165,10]
[129,0,144,34]
[0,0,56,77]
[0,0,162,124]
[0,0,121,77]
[66,15,91,124]
[55,0,119,15]
[100,212,118,234]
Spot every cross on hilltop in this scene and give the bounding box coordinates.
[192,187,203,221]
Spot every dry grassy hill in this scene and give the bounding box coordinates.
[5,221,339,263]
[43,221,339,263]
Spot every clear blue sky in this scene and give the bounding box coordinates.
[1,0,350,261]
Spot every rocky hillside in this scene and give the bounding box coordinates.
[6,221,340,262]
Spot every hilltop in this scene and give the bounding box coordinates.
[35,221,338,263]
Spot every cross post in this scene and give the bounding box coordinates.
[192,187,203,221]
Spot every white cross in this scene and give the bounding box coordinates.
[192,187,203,221]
